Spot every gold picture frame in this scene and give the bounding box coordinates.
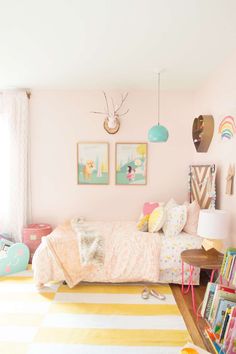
[77,142,109,185]
[115,143,147,185]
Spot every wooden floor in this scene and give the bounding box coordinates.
[170,271,213,353]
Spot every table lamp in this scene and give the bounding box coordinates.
[197,209,230,252]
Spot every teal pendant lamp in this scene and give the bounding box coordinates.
[148,72,169,142]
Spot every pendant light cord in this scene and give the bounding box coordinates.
[157,72,160,125]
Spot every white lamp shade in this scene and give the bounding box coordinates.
[197,209,230,240]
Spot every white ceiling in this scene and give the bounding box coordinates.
[0,0,236,90]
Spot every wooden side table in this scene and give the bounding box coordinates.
[181,248,224,315]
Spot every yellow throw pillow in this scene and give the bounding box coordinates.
[137,214,149,232]
[148,206,166,232]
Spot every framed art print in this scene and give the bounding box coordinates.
[77,142,109,184]
[115,143,147,185]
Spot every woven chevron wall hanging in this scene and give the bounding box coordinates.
[188,164,216,209]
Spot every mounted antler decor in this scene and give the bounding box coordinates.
[92,92,129,134]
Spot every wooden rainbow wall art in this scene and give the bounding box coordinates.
[218,115,236,140]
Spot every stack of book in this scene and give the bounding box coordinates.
[201,283,236,352]
[220,247,236,286]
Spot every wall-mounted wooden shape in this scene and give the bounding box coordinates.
[226,164,235,195]
[192,115,214,152]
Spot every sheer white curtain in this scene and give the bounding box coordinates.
[0,91,29,242]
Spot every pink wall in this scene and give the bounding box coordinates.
[30,90,194,226]
[193,50,236,246]
[30,55,236,243]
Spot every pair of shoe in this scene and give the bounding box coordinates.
[141,287,166,300]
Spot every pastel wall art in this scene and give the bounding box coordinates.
[218,115,236,140]
[115,143,147,185]
[77,142,109,184]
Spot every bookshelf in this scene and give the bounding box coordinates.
[198,247,236,354]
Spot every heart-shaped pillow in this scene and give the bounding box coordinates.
[143,202,159,216]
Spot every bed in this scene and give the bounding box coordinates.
[32,220,202,287]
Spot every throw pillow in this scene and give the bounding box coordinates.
[165,198,178,211]
[137,201,159,232]
[162,204,187,237]
[137,214,149,232]
[183,200,200,235]
[143,202,159,216]
[148,206,166,233]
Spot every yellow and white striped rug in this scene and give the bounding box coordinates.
[0,269,191,354]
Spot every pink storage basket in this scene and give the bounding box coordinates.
[23,223,52,263]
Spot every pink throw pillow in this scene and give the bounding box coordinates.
[143,202,159,216]
[183,200,200,235]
